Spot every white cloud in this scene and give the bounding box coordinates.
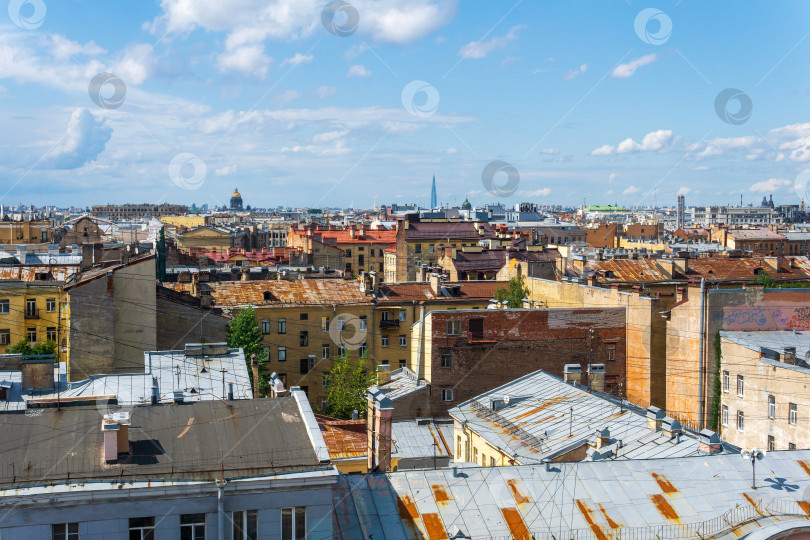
[540,148,559,155]
[677,186,691,196]
[215,165,238,176]
[346,64,371,78]
[275,90,301,106]
[750,178,792,193]
[522,188,551,197]
[611,54,658,79]
[458,25,523,59]
[42,109,112,170]
[623,185,640,195]
[216,31,271,78]
[692,166,709,171]
[313,129,349,143]
[604,190,614,196]
[590,129,675,156]
[280,52,313,67]
[689,135,757,160]
[344,44,369,60]
[445,147,459,154]
[608,173,617,183]
[49,35,105,60]
[111,43,155,86]
[563,63,587,80]
[315,86,337,99]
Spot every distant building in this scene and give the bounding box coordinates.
[90,203,188,221]
[230,187,244,211]
[430,175,437,209]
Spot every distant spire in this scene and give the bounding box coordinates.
[430,175,437,209]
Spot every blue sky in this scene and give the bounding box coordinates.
[1,0,809,209]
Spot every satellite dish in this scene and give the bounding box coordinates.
[740,450,752,460]
[503,395,510,405]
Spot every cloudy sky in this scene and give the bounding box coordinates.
[1,0,809,209]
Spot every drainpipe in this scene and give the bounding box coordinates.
[216,480,227,540]
[697,278,706,428]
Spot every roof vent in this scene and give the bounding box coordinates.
[661,416,682,439]
[698,429,723,454]
[646,406,665,431]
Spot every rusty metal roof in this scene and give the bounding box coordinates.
[0,266,78,282]
[334,450,810,539]
[378,281,504,302]
[686,257,810,281]
[209,279,374,307]
[593,258,670,282]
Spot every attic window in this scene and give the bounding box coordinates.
[604,271,615,279]
[263,291,273,301]
[753,268,763,276]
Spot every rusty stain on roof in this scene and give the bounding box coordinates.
[379,281,504,302]
[0,266,78,282]
[798,501,810,515]
[513,396,567,421]
[687,257,810,282]
[506,478,530,506]
[315,414,367,459]
[210,279,374,307]
[797,460,810,476]
[501,507,531,540]
[575,500,610,540]
[651,472,678,495]
[421,512,447,540]
[650,494,680,523]
[396,494,422,539]
[742,493,767,517]
[598,503,623,530]
[431,484,451,503]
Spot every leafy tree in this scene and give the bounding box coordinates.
[752,270,775,288]
[226,307,269,395]
[322,351,376,419]
[494,274,530,308]
[753,270,810,289]
[7,339,57,356]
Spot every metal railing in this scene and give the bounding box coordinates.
[470,399,546,453]
[24,308,39,319]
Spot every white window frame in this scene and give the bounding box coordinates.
[381,335,389,347]
[790,402,798,425]
[233,509,258,540]
[128,517,155,540]
[736,375,744,397]
[0,329,9,345]
[359,316,367,330]
[768,395,775,419]
[442,388,453,402]
[46,298,56,313]
[737,410,744,432]
[399,310,407,322]
[321,345,330,359]
[281,507,306,540]
[447,320,461,336]
[722,371,729,393]
[399,335,407,347]
[51,522,79,540]
[180,513,206,540]
[722,405,728,427]
[0,300,8,314]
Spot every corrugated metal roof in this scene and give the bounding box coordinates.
[687,257,810,281]
[448,370,729,465]
[334,450,810,540]
[208,279,374,307]
[378,281,504,302]
[379,368,429,400]
[0,265,78,282]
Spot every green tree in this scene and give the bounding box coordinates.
[494,274,530,308]
[7,339,56,356]
[322,350,376,419]
[226,307,269,395]
[752,270,775,288]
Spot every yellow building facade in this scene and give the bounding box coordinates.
[0,283,67,363]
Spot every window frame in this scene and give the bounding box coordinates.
[399,335,407,347]
[442,388,453,402]
[46,298,56,313]
[278,318,287,334]
[180,513,206,540]
[0,299,8,314]
[278,346,287,362]
[722,370,729,393]
[281,507,306,540]
[737,410,744,432]
[128,516,156,540]
[441,353,452,369]
[790,402,798,425]
[51,522,79,540]
[399,310,407,322]
[381,335,389,348]
[722,405,728,427]
[233,509,258,540]
[261,319,271,334]
[768,395,775,419]
[736,375,744,397]
[446,320,461,336]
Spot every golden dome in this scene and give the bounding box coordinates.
[231,187,242,198]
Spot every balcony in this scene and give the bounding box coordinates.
[379,319,400,330]
[24,308,39,319]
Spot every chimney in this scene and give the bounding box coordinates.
[675,287,687,303]
[698,429,723,454]
[151,378,158,405]
[376,364,391,385]
[367,386,394,473]
[418,265,427,282]
[661,416,682,439]
[646,406,665,431]
[251,354,260,398]
[429,273,441,295]
[102,412,131,463]
[595,427,610,450]
[784,347,797,364]
[241,267,250,281]
[563,364,582,385]
[370,271,380,295]
[587,364,605,392]
[228,381,234,400]
[21,359,55,391]
[269,372,288,397]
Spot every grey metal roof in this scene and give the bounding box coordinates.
[0,398,322,487]
[333,450,810,540]
[145,347,252,402]
[379,368,428,401]
[392,419,454,460]
[721,330,810,358]
[448,370,730,464]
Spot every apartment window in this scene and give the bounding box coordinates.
[381,335,389,347]
[399,359,406,369]
[442,388,454,402]
[414,244,421,253]
[768,395,776,419]
[482,453,486,466]
[0,329,8,345]
[790,402,798,425]
[338,345,346,357]
[300,313,308,320]
[322,344,330,359]
[736,375,744,397]
[0,300,8,314]
[180,513,206,540]
[46,298,56,312]
[358,255,365,266]
[441,353,452,369]
[359,316,367,330]
[323,374,329,388]
[47,327,57,342]
[768,435,775,452]
[129,516,155,540]
[261,319,271,334]
[473,446,478,463]
[381,310,390,321]
[359,343,367,357]
[490,457,496,466]
[446,320,461,336]
[345,249,352,257]
[429,244,435,253]
[722,405,728,427]
[27,327,36,343]
[233,510,258,540]
[336,316,346,331]
[281,507,306,540]
[606,344,616,362]
[321,316,329,332]
[26,298,36,316]
[722,371,729,393]
[790,442,797,450]
[299,331,308,347]
[52,523,79,540]
[737,410,744,432]
[278,318,287,334]
[399,335,407,347]
[300,358,309,374]
[278,346,287,362]
[399,310,407,322]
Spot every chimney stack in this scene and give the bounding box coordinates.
[102,412,131,463]
[251,354,260,397]
[376,364,391,386]
[418,265,427,282]
[269,372,288,398]
[587,364,606,392]
[563,364,582,385]
[698,429,723,454]
[661,416,682,439]
[228,382,234,400]
[367,386,393,473]
[370,271,380,295]
[429,273,441,295]
[646,406,665,431]
[595,427,611,450]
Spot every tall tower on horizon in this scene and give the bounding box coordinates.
[430,175,437,209]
